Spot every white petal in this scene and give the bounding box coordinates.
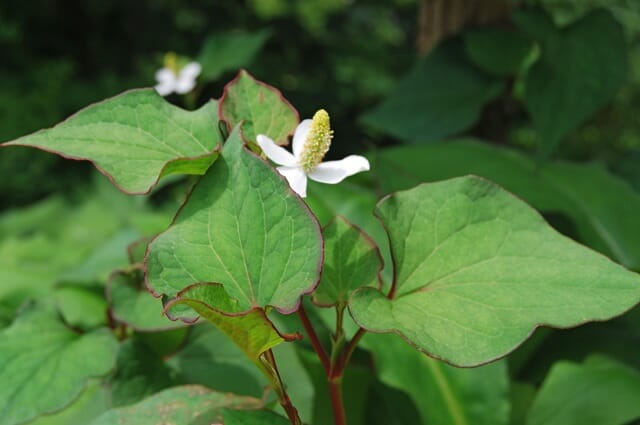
[155,81,176,96]
[180,62,202,79]
[307,155,370,184]
[174,77,196,94]
[155,68,175,84]
[276,166,308,198]
[174,62,202,94]
[292,119,312,159]
[257,135,298,166]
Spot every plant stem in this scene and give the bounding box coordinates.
[326,304,368,425]
[298,303,331,375]
[257,350,303,425]
[329,376,347,425]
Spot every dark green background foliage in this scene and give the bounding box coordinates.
[2,0,640,424]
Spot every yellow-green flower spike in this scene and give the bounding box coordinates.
[164,52,179,73]
[300,109,334,172]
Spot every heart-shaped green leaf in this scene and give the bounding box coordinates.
[372,141,640,271]
[0,306,118,425]
[89,385,266,425]
[361,333,509,425]
[349,176,640,366]
[515,9,626,156]
[313,216,383,307]
[526,356,640,425]
[145,125,322,313]
[219,70,299,145]
[2,90,222,194]
[166,283,300,360]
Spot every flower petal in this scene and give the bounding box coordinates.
[292,119,312,159]
[276,166,308,198]
[180,62,202,79]
[155,68,176,96]
[155,68,175,84]
[174,62,202,94]
[257,135,298,166]
[307,155,370,184]
[174,77,196,94]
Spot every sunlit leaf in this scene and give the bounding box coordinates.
[219,70,299,145]
[166,283,299,360]
[146,125,322,313]
[372,141,640,271]
[349,176,640,366]
[2,90,222,194]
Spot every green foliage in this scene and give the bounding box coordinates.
[0,306,118,425]
[312,216,383,307]
[198,30,271,81]
[526,356,640,425]
[361,40,504,143]
[219,70,299,145]
[89,386,270,425]
[1,2,640,423]
[4,91,222,194]
[349,176,640,366]
[515,8,627,156]
[362,334,510,425]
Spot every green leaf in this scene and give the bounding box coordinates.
[349,176,640,366]
[463,28,532,76]
[0,307,118,425]
[365,382,423,425]
[89,386,265,425]
[312,216,383,307]
[361,333,509,425]
[306,181,393,287]
[109,339,174,407]
[198,30,271,81]
[145,125,322,313]
[107,270,184,332]
[2,90,222,194]
[166,323,266,397]
[372,141,640,271]
[29,381,109,425]
[514,8,626,156]
[55,285,107,330]
[221,408,290,424]
[526,356,640,425]
[361,40,503,143]
[219,70,299,145]
[166,283,299,360]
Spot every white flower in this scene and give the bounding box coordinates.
[257,109,370,198]
[154,57,201,97]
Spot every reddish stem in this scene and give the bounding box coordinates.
[329,377,347,425]
[297,304,331,375]
[264,350,302,425]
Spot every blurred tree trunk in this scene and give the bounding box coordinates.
[417,0,515,55]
